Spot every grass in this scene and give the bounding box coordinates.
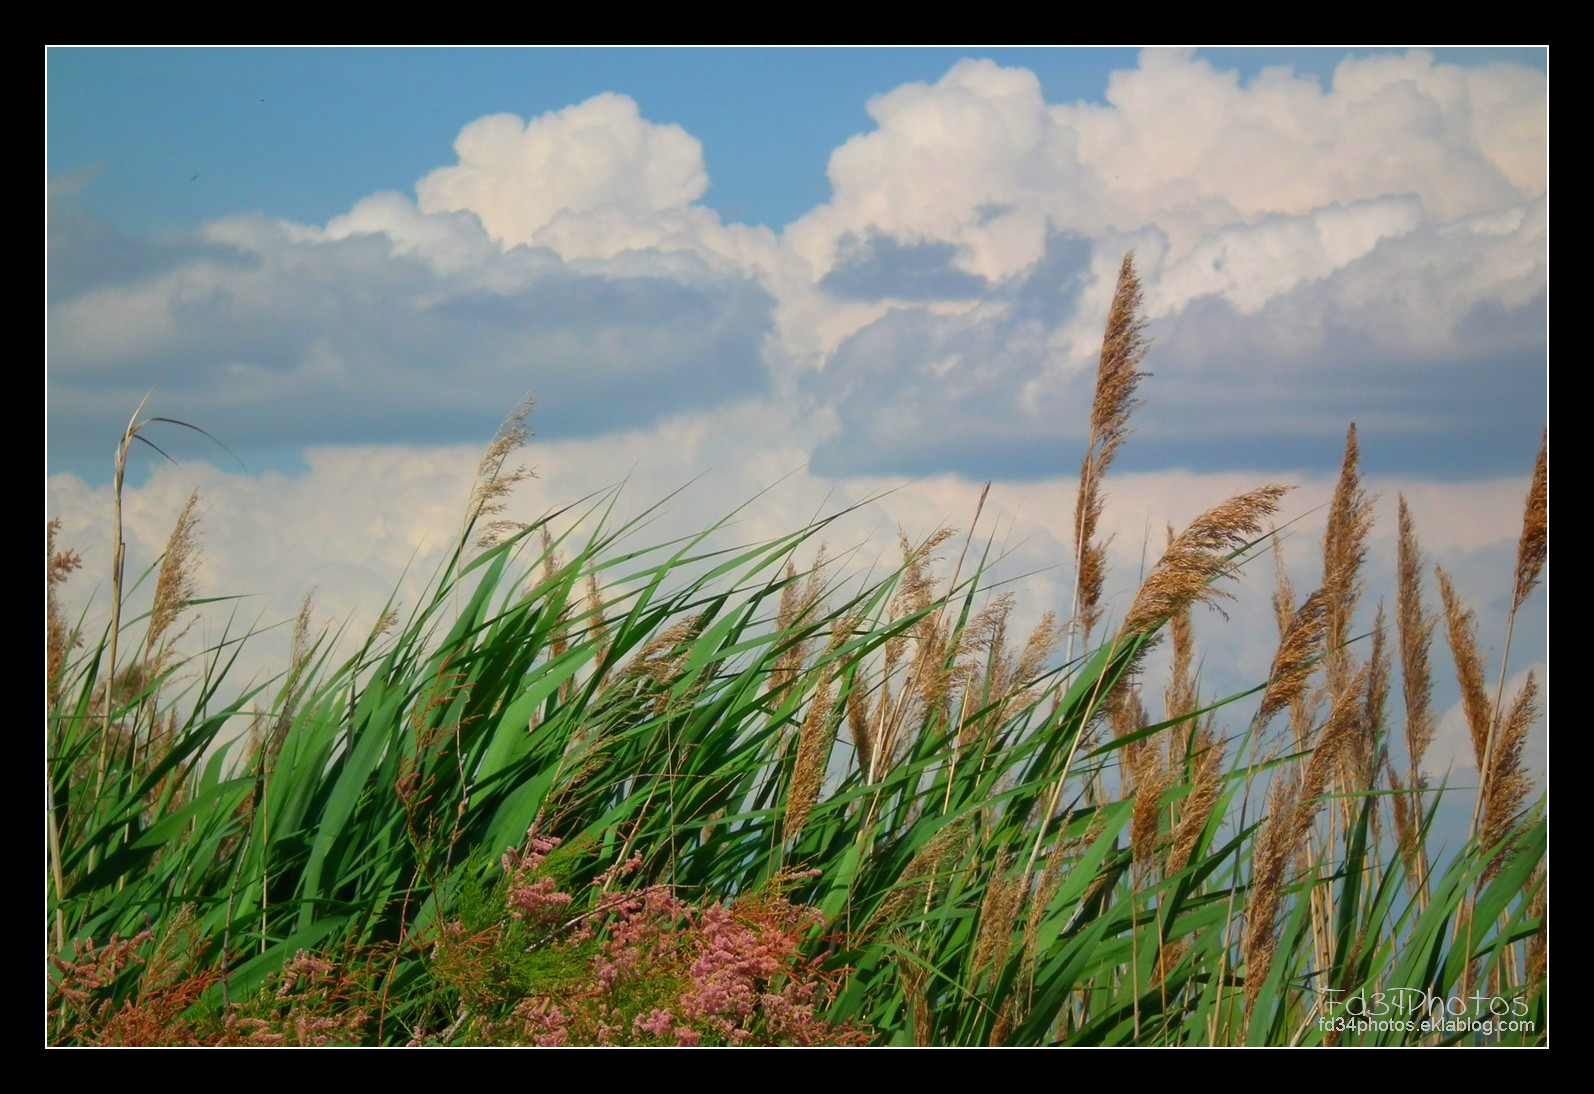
[45,254,1547,1046]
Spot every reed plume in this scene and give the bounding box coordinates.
[1072,253,1148,646]
[47,519,83,709]
[465,395,535,550]
[145,490,203,668]
[1117,486,1289,643]
[1255,587,1329,735]
[1479,671,1537,880]
[1473,432,1547,838]
[1512,431,1548,615]
[1320,426,1374,698]
[1243,666,1367,1014]
[1396,497,1436,794]
[1437,568,1492,771]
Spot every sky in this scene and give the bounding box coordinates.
[46,46,1548,791]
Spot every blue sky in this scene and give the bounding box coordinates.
[46,47,1547,784]
[48,48,1544,237]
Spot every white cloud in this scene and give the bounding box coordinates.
[415,94,709,249]
[768,52,1544,476]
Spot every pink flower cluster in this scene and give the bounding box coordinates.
[503,835,575,932]
[498,832,868,1046]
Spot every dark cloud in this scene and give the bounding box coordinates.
[48,187,256,300]
[806,232,1097,480]
[803,224,1545,482]
[46,209,775,476]
[820,232,989,301]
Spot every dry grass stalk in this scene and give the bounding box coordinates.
[894,942,935,1047]
[1130,762,1173,887]
[1525,863,1547,989]
[867,529,957,781]
[1072,252,1149,646]
[1158,725,1222,981]
[1242,771,1298,1014]
[1117,486,1289,643]
[1313,427,1377,859]
[1114,688,1169,882]
[1166,726,1223,880]
[1154,726,1217,982]
[770,550,829,699]
[1300,671,1370,829]
[583,571,612,690]
[972,855,1023,983]
[534,528,577,705]
[869,817,971,930]
[252,593,317,769]
[539,527,572,659]
[1270,533,1295,637]
[1320,425,1375,700]
[1255,587,1330,735]
[1513,431,1548,615]
[785,614,853,842]
[47,519,84,708]
[845,676,876,780]
[1396,497,1436,795]
[1165,541,1197,727]
[954,597,1060,755]
[1479,671,1537,880]
[783,662,837,843]
[1471,434,1548,843]
[1242,668,1366,1015]
[145,490,203,667]
[619,613,708,716]
[1362,604,1390,763]
[1339,603,1390,839]
[1267,535,1324,752]
[466,395,535,549]
[1437,568,1492,771]
[1385,756,1418,882]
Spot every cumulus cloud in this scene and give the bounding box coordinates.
[414,94,709,248]
[776,50,1544,478]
